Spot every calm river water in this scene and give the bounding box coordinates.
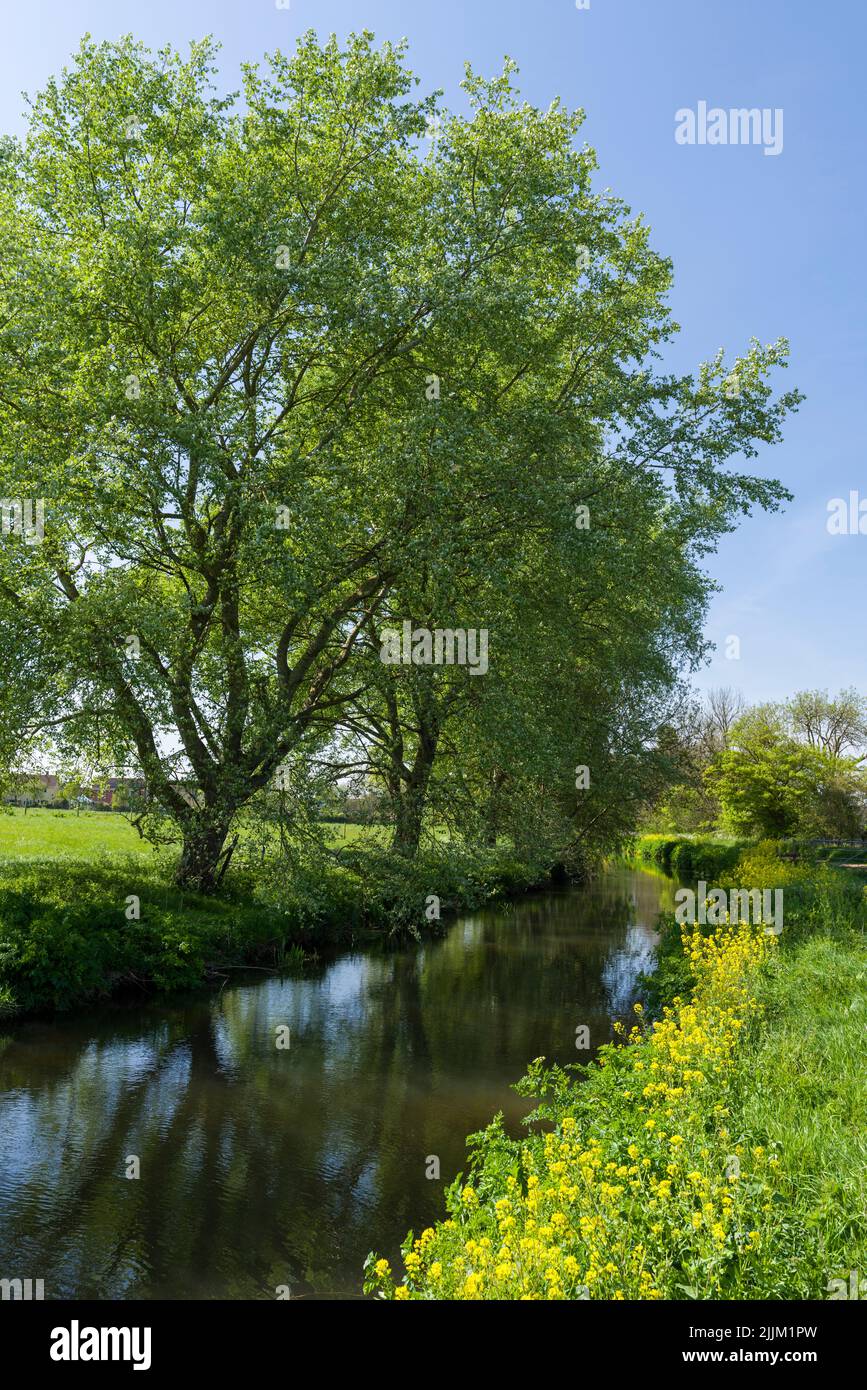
[0,865,675,1299]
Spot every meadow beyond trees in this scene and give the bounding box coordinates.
[0,32,801,892]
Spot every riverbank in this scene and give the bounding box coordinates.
[0,814,562,1017]
[632,830,867,879]
[366,841,867,1299]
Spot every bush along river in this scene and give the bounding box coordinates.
[0,865,677,1299]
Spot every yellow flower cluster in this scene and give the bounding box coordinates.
[366,915,778,1301]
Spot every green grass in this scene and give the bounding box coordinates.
[0,807,154,859]
[0,806,389,861]
[729,932,867,1294]
[320,819,390,846]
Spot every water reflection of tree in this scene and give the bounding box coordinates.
[0,971,447,1296]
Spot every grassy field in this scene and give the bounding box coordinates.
[0,807,152,858]
[731,932,867,1291]
[0,807,386,861]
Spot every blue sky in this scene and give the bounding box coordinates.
[2,0,863,704]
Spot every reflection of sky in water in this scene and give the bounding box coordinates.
[210,955,377,1074]
[459,919,484,948]
[601,922,659,1016]
[0,1093,41,1188]
[322,954,371,1009]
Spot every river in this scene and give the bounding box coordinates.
[0,865,675,1299]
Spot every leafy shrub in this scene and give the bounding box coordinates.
[631,834,745,881]
[633,834,681,871]
[0,859,280,1014]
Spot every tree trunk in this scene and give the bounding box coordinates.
[482,768,508,847]
[390,734,438,859]
[176,817,230,893]
[383,672,440,859]
[391,785,426,858]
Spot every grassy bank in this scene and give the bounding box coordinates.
[0,811,556,1018]
[631,832,745,881]
[632,830,867,879]
[365,843,866,1299]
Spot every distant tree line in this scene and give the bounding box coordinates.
[644,687,867,841]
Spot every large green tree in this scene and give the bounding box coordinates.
[0,31,800,889]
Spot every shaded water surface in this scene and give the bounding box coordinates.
[0,866,675,1298]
